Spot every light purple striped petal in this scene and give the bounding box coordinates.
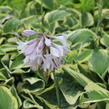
[42,54,55,71]
[45,38,52,46]
[36,38,44,54]
[22,30,36,36]
[24,42,36,55]
[50,46,60,57]
[17,39,37,55]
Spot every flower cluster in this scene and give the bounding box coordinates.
[17,30,69,71]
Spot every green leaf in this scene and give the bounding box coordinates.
[78,64,104,83]
[3,18,23,33]
[11,54,25,69]
[21,15,37,26]
[63,66,109,104]
[1,55,11,74]
[0,50,6,55]
[10,86,22,108]
[94,9,109,20]
[75,49,92,63]
[101,34,109,47]
[44,9,71,23]
[56,0,73,6]
[88,49,109,77]
[62,65,92,87]
[12,69,27,74]
[64,49,92,64]
[0,6,12,14]
[23,99,43,109]
[96,102,106,109]
[81,12,94,27]
[103,0,109,8]
[0,86,18,109]
[22,77,45,92]
[102,9,109,19]
[106,103,109,109]
[7,0,26,12]
[80,0,95,12]
[0,44,17,52]
[68,29,97,44]
[41,0,54,9]
[80,82,109,103]
[38,86,76,109]
[59,73,84,105]
[0,37,5,44]
[0,72,7,80]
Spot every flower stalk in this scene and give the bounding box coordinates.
[53,72,61,108]
[96,0,103,35]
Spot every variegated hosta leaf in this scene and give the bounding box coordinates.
[64,49,92,64]
[0,72,7,81]
[36,85,77,109]
[21,77,45,93]
[44,9,81,33]
[0,86,18,109]
[3,17,23,33]
[10,86,22,108]
[78,64,104,83]
[10,54,25,69]
[88,49,109,77]
[80,82,109,103]
[68,29,97,45]
[58,73,84,105]
[23,99,43,109]
[62,66,109,104]
[100,32,109,47]
[95,9,109,20]
[36,0,54,9]
[81,12,94,27]
[0,6,12,14]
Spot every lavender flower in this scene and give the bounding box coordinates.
[22,30,37,36]
[17,30,69,71]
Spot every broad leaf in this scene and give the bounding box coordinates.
[3,18,23,33]
[68,29,97,44]
[0,86,18,109]
[88,49,109,77]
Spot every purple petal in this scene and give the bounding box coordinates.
[17,39,37,55]
[42,54,55,71]
[22,30,36,36]
[24,42,36,55]
[52,35,68,47]
[50,46,60,57]
[53,57,62,67]
[17,41,26,50]
[26,39,36,45]
[45,38,52,46]
[31,55,43,70]
[54,44,64,56]
[24,56,30,64]
[51,43,66,57]
[36,38,44,54]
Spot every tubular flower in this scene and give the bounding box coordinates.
[17,30,70,71]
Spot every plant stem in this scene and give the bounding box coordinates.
[96,0,103,35]
[40,0,45,32]
[53,72,61,108]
